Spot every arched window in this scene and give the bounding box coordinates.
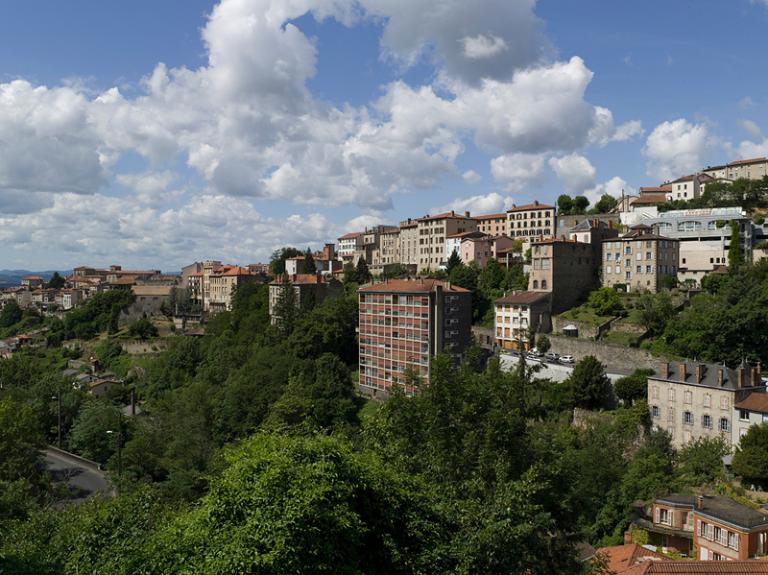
[533,280,539,289]
[541,279,548,289]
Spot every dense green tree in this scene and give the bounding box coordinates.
[729,221,744,271]
[445,249,462,274]
[58,289,135,339]
[272,275,299,337]
[355,256,372,284]
[701,271,731,294]
[537,335,551,353]
[614,369,652,405]
[557,194,574,215]
[591,194,618,214]
[301,248,316,274]
[45,272,65,290]
[676,437,729,486]
[573,195,590,214]
[569,356,614,410]
[0,300,23,328]
[587,287,625,317]
[638,292,674,336]
[448,261,478,292]
[286,294,358,364]
[127,318,158,340]
[69,401,124,464]
[732,424,768,489]
[342,261,357,284]
[269,247,304,275]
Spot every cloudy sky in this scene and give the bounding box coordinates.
[1,0,767,270]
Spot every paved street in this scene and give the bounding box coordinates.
[499,353,625,383]
[42,448,111,502]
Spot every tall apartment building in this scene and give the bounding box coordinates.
[506,201,556,239]
[494,291,551,351]
[645,207,752,286]
[416,211,477,272]
[702,157,768,181]
[568,218,619,263]
[201,260,223,311]
[398,219,419,268]
[648,360,765,449]
[365,225,400,275]
[476,213,508,236]
[358,279,472,396]
[529,238,597,313]
[337,232,364,260]
[207,266,260,313]
[602,225,679,293]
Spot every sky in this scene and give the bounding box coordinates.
[1,0,767,270]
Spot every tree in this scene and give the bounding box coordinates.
[557,194,574,215]
[592,194,618,214]
[614,369,652,405]
[272,275,299,337]
[729,221,744,271]
[446,249,462,274]
[676,437,729,486]
[587,287,625,317]
[355,256,371,284]
[69,400,124,464]
[701,271,730,294]
[45,271,65,289]
[569,356,614,410]
[127,318,158,340]
[637,292,674,336]
[537,335,551,353]
[301,248,316,274]
[573,195,589,214]
[0,301,22,328]
[732,424,768,489]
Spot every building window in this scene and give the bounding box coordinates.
[652,405,660,417]
[719,418,730,432]
[740,409,750,421]
[667,407,675,422]
[704,393,711,407]
[533,280,539,289]
[684,411,693,425]
[541,280,547,289]
[668,388,676,401]
[684,390,692,404]
[702,414,712,429]
[652,386,659,399]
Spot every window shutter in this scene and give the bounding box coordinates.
[655,507,660,524]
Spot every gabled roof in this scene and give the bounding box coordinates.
[446,230,487,240]
[507,201,554,212]
[338,231,363,240]
[640,185,672,194]
[654,494,768,532]
[475,212,508,220]
[595,544,665,574]
[729,156,768,166]
[417,211,475,222]
[633,193,668,205]
[623,561,768,574]
[495,291,549,305]
[736,392,768,414]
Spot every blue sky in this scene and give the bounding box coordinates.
[0,0,766,269]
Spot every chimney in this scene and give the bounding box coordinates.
[738,368,745,388]
[718,368,724,387]
[661,361,670,378]
[465,211,471,218]
[752,366,761,387]
[695,364,703,384]
[623,530,633,545]
[696,495,704,510]
[678,363,687,381]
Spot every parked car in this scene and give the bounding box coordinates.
[545,352,560,362]
[528,347,544,357]
[560,355,575,364]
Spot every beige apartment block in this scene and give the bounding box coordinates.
[337,232,364,260]
[416,211,477,272]
[648,360,765,450]
[529,238,597,313]
[268,274,344,325]
[494,291,551,351]
[506,201,556,239]
[666,173,714,202]
[398,219,419,267]
[702,157,768,181]
[476,213,508,236]
[602,225,679,293]
[207,265,259,313]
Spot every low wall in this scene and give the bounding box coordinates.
[548,335,669,375]
[120,340,168,355]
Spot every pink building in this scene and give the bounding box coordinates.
[459,235,515,268]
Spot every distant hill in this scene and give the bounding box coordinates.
[0,270,70,289]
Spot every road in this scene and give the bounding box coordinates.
[42,447,112,503]
[499,353,625,383]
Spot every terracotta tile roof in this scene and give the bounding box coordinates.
[506,201,555,212]
[640,185,672,193]
[338,231,363,240]
[623,561,768,574]
[359,279,469,293]
[213,266,252,277]
[736,392,768,413]
[633,193,668,205]
[22,275,44,280]
[596,544,666,574]
[475,212,508,220]
[269,274,325,285]
[495,291,549,305]
[729,157,768,166]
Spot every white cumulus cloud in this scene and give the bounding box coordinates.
[643,119,713,181]
[548,153,597,193]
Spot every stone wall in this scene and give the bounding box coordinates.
[548,334,669,375]
[120,340,168,355]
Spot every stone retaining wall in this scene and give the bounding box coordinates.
[548,334,669,375]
